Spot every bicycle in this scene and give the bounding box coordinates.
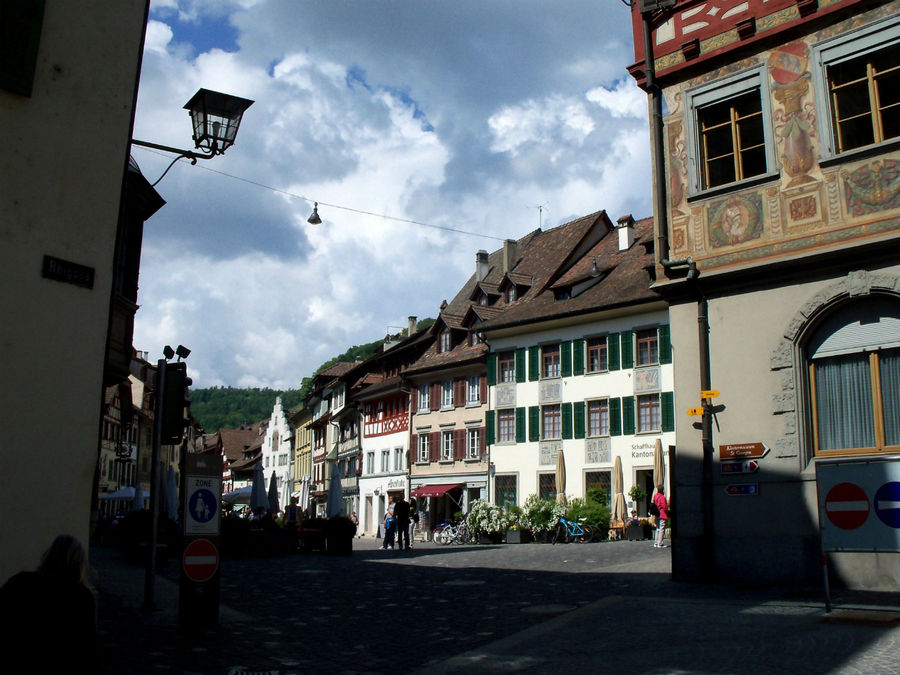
[552,517,594,544]
[435,519,473,545]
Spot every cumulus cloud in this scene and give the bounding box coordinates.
[586,78,648,119]
[132,1,652,389]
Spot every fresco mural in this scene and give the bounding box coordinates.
[768,41,816,187]
[843,160,900,216]
[708,193,764,248]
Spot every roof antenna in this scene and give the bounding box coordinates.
[530,203,548,229]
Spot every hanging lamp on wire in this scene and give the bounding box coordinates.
[307,202,322,225]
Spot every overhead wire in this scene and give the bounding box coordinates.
[134,146,507,242]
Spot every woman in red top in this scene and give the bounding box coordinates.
[653,485,669,548]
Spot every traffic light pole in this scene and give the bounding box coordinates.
[144,358,166,611]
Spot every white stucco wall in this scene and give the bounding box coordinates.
[0,0,149,583]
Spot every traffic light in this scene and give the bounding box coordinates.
[161,361,191,444]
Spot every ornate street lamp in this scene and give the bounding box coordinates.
[132,88,254,185]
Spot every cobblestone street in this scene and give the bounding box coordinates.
[94,537,900,674]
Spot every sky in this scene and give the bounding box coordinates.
[131,0,651,389]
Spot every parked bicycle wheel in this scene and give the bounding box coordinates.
[577,524,594,542]
[436,526,454,545]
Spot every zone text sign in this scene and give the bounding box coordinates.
[816,456,900,553]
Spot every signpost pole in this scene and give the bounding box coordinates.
[814,467,832,613]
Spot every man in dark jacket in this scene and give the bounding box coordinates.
[393,495,411,551]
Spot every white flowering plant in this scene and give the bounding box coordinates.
[466,499,510,535]
[520,494,566,533]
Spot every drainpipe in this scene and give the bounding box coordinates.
[642,2,715,581]
[642,9,670,268]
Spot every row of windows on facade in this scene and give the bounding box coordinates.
[495,470,613,508]
[264,453,290,468]
[488,326,671,385]
[486,393,675,444]
[692,22,899,191]
[415,375,487,411]
[364,446,408,474]
[415,427,486,463]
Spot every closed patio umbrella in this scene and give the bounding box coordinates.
[612,456,626,522]
[653,439,665,497]
[132,483,146,511]
[555,449,567,505]
[326,463,343,518]
[268,472,280,515]
[250,461,267,515]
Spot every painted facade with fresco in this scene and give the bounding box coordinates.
[641,0,900,272]
[629,0,900,589]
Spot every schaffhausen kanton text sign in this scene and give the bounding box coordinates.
[719,442,769,460]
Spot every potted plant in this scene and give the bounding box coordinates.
[504,505,532,543]
[467,499,509,544]
[520,495,565,542]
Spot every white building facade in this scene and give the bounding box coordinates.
[261,397,294,512]
[487,309,675,513]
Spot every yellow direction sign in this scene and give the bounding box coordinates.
[687,407,704,416]
[701,390,720,398]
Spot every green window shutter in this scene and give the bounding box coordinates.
[622,396,635,436]
[515,407,526,443]
[528,346,540,381]
[562,402,573,439]
[659,325,672,364]
[573,339,585,376]
[487,353,498,386]
[573,401,585,439]
[485,410,496,445]
[609,397,622,436]
[528,406,540,442]
[608,333,620,371]
[621,331,634,369]
[561,341,572,377]
[661,391,675,432]
[515,348,527,383]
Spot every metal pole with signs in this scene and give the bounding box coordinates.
[179,453,222,629]
[815,455,900,612]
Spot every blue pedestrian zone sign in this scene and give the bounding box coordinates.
[185,476,221,535]
[191,489,217,523]
[816,456,900,552]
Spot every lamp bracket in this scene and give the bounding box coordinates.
[131,139,218,187]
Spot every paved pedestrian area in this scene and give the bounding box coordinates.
[92,536,900,674]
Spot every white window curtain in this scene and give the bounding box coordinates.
[815,353,874,449]
[881,351,900,446]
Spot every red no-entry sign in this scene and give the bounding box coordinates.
[183,538,218,583]
[824,482,870,530]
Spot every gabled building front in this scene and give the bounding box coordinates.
[260,397,295,513]
[628,0,900,586]
[479,212,675,512]
[405,239,538,535]
[353,319,430,536]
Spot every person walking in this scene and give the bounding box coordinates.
[394,494,411,551]
[408,497,419,549]
[652,485,669,548]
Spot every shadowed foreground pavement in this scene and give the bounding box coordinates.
[93,536,900,674]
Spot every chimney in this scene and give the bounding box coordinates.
[408,315,417,336]
[476,250,489,281]
[503,239,517,273]
[616,214,635,251]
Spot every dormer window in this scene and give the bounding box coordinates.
[507,285,517,303]
[440,329,452,353]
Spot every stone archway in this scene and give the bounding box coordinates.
[769,269,900,464]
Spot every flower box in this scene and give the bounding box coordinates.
[505,528,533,544]
[626,524,652,541]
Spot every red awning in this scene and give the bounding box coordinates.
[410,483,462,498]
